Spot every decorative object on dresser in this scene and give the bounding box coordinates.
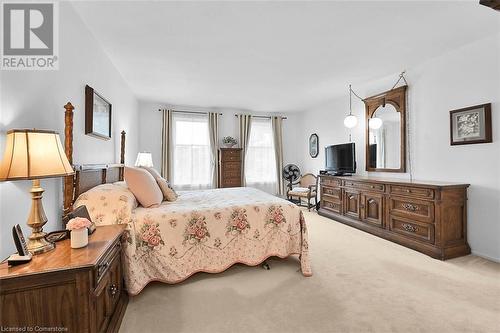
[85,84,112,140]
[450,103,492,145]
[66,217,92,249]
[0,129,74,255]
[218,148,242,188]
[63,205,96,234]
[309,133,319,158]
[318,175,470,260]
[222,136,237,148]
[364,85,407,173]
[135,151,154,167]
[0,225,128,333]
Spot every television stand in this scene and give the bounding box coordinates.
[317,174,471,260]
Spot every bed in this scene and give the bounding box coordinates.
[61,103,311,296]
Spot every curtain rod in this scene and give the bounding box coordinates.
[158,109,222,115]
[234,114,288,120]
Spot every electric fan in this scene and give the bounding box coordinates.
[282,164,301,190]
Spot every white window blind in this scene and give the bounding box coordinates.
[245,118,277,194]
[172,113,212,190]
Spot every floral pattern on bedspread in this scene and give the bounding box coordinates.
[122,187,312,295]
[74,183,138,226]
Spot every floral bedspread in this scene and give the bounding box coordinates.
[123,187,311,295]
[75,185,312,295]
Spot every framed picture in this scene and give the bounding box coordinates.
[309,133,319,158]
[85,85,111,140]
[450,103,492,145]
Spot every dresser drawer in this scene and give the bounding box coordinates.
[221,150,241,161]
[389,216,435,244]
[390,185,434,199]
[222,161,240,171]
[320,177,340,187]
[222,170,240,179]
[221,179,241,188]
[389,197,434,223]
[95,240,121,286]
[343,180,385,192]
[321,198,341,214]
[321,186,342,201]
[222,154,241,162]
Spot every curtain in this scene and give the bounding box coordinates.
[161,109,173,180]
[171,113,212,190]
[245,117,277,194]
[238,114,252,186]
[272,116,285,196]
[208,112,219,188]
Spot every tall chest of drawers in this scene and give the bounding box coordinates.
[218,148,242,188]
[318,175,470,260]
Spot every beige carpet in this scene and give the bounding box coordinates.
[120,210,500,333]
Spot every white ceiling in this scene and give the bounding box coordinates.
[72,1,499,112]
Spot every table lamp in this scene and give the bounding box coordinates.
[135,152,153,168]
[0,129,74,255]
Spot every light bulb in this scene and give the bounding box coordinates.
[344,115,358,128]
[369,117,383,129]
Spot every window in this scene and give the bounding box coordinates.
[172,113,212,190]
[245,118,277,194]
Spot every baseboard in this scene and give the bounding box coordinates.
[471,251,500,263]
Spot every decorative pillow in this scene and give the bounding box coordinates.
[141,166,178,202]
[73,183,138,226]
[157,177,178,201]
[124,167,163,207]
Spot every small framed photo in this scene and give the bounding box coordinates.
[450,103,492,145]
[309,133,319,158]
[85,85,112,140]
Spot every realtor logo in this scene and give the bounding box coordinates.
[1,2,59,70]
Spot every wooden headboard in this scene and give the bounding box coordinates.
[62,102,126,217]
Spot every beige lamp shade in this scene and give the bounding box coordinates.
[0,129,74,181]
[135,152,153,168]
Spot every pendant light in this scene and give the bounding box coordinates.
[344,84,358,129]
[368,117,383,129]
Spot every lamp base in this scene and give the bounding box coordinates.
[27,234,55,255]
[26,179,55,255]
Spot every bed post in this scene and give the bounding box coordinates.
[119,130,126,181]
[63,102,75,217]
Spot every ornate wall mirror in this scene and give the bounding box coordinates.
[364,85,407,172]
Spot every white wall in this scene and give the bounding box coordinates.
[0,2,139,259]
[297,34,500,261]
[137,100,300,174]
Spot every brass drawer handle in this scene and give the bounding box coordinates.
[109,284,118,297]
[402,203,418,212]
[402,223,418,233]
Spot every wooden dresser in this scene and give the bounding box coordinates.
[218,148,242,188]
[318,175,470,260]
[0,225,128,333]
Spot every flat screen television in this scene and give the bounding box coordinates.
[325,143,356,175]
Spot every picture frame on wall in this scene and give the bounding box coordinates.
[85,85,112,140]
[309,133,319,158]
[450,103,492,145]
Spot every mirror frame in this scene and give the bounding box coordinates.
[364,85,407,173]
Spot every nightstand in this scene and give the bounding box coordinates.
[0,225,128,333]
